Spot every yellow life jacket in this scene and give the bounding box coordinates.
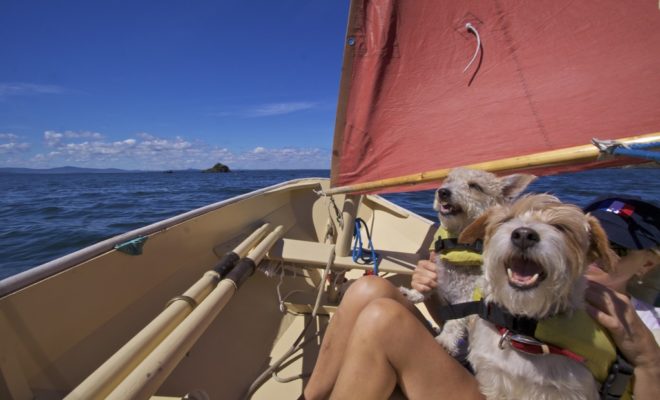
[430,226,482,266]
[472,288,633,399]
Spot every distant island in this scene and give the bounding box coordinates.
[203,163,231,173]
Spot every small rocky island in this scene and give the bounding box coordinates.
[203,163,231,173]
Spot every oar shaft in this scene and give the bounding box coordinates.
[106,279,237,400]
[65,223,272,400]
[224,225,286,289]
[214,223,271,277]
[65,271,219,400]
[233,223,272,258]
[105,225,286,400]
[246,225,285,265]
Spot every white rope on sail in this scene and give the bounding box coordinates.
[463,22,482,73]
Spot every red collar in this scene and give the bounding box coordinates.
[497,326,586,363]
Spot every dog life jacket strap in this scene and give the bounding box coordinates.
[436,300,537,337]
[434,237,483,253]
[440,301,583,362]
[599,353,634,400]
[496,327,586,363]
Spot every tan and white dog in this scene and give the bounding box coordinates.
[401,168,536,356]
[459,194,616,400]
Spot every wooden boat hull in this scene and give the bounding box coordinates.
[0,178,435,399]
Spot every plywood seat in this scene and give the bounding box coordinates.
[267,238,418,275]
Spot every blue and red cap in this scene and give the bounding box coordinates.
[583,196,660,250]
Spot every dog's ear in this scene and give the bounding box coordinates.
[500,174,537,200]
[587,215,617,272]
[459,211,491,244]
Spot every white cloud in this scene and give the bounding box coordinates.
[44,130,104,147]
[0,82,67,97]
[0,142,30,153]
[0,133,30,154]
[212,101,319,118]
[24,130,329,170]
[247,102,317,117]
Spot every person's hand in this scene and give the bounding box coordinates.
[585,280,659,369]
[412,260,438,295]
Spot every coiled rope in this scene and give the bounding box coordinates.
[352,218,380,275]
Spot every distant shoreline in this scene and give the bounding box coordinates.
[0,166,331,175]
[1,164,655,175]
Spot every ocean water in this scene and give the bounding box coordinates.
[1,168,658,280]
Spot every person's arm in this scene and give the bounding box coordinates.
[411,259,445,326]
[585,281,660,400]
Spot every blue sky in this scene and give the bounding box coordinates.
[0,1,349,170]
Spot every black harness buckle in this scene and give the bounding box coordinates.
[599,353,633,400]
[434,236,483,253]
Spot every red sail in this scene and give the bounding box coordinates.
[330,0,660,192]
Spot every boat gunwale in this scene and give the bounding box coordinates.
[0,177,327,298]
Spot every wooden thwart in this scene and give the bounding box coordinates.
[267,238,418,275]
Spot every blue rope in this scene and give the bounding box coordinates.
[352,218,380,274]
[603,140,660,162]
[624,141,660,150]
[611,146,660,162]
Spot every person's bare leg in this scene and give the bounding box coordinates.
[330,298,483,400]
[304,276,421,399]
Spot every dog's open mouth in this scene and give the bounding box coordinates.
[438,202,462,216]
[505,257,546,290]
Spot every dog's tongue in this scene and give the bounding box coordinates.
[506,258,544,288]
[439,203,462,215]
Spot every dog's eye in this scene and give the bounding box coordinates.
[468,182,483,192]
[552,224,567,233]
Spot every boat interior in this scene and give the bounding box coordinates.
[0,178,436,399]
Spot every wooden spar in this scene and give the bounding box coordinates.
[65,223,272,400]
[105,226,286,400]
[335,194,361,257]
[325,132,660,196]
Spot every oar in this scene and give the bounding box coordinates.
[65,223,272,400]
[105,225,286,400]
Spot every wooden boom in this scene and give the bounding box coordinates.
[325,132,660,196]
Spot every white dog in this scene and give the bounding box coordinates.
[401,168,535,356]
[458,194,618,400]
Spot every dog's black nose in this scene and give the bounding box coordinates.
[437,188,451,201]
[511,227,540,249]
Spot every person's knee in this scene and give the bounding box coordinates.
[354,298,410,336]
[344,275,399,304]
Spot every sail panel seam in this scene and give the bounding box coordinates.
[493,0,552,149]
